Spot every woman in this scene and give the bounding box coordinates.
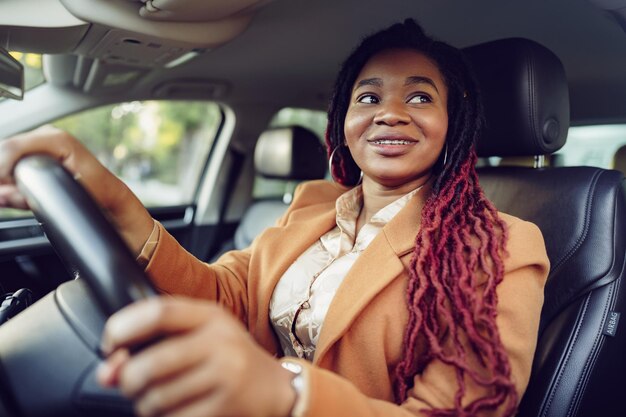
[0,20,548,417]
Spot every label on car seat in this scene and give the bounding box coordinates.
[602,311,620,337]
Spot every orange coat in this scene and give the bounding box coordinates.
[145,180,549,417]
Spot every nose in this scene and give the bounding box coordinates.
[373,100,411,126]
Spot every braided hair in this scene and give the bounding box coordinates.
[326,19,516,417]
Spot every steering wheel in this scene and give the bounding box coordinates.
[15,155,158,314]
[0,155,158,417]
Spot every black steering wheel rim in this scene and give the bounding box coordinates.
[14,155,158,316]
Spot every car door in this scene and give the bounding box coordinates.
[0,99,225,302]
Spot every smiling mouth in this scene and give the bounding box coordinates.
[368,139,416,145]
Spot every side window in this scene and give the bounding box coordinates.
[252,107,327,200]
[0,100,222,220]
[477,125,626,169]
[554,125,626,169]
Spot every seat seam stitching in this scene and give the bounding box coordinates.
[550,170,602,273]
[541,294,590,417]
[566,281,615,417]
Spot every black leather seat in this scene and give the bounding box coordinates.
[465,39,626,417]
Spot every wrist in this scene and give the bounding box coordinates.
[136,220,160,268]
[113,185,154,256]
[278,359,308,417]
[124,212,155,257]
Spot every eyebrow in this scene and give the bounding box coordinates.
[355,76,440,93]
[405,76,439,93]
[355,78,383,88]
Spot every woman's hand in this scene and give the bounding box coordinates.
[0,126,154,255]
[98,297,297,417]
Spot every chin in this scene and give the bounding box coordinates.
[367,175,416,188]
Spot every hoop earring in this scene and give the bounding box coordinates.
[442,143,448,166]
[328,146,341,183]
[328,145,363,186]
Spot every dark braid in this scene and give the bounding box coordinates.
[326,19,516,416]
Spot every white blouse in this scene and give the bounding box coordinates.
[269,185,421,361]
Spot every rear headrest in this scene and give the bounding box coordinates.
[254,126,327,180]
[613,145,626,174]
[463,38,570,157]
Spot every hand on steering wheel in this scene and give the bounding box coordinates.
[98,298,297,417]
[12,151,158,315]
[0,126,154,256]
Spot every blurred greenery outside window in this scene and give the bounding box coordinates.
[0,100,222,220]
[253,108,328,200]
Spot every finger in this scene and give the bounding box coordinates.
[0,126,73,181]
[102,298,222,354]
[97,348,130,387]
[0,184,28,209]
[116,325,215,398]
[153,389,226,417]
[133,359,218,417]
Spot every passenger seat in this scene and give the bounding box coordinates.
[216,126,327,257]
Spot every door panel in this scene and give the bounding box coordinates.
[0,205,198,303]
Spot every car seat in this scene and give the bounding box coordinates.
[613,144,626,175]
[215,125,326,257]
[465,38,626,417]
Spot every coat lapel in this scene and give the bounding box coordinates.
[313,189,428,363]
[252,200,338,352]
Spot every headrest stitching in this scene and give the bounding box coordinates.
[525,43,541,155]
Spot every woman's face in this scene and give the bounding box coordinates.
[344,48,448,190]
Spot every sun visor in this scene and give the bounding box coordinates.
[61,0,265,46]
[133,0,275,22]
[0,0,88,54]
[54,0,276,69]
[0,0,272,65]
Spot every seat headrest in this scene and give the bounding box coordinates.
[254,126,327,180]
[463,38,570,157]
[613,145,626,174]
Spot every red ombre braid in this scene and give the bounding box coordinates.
[394,150,516,417]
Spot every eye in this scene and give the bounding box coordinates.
[408,94,432,104]
[357,94,379,104]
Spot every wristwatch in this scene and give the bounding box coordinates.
[280,359,308,417]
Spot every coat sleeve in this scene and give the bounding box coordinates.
[142,181,318,322]
[144,224,252,320]
[289,219,550,417]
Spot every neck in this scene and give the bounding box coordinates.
[356,175,432,233]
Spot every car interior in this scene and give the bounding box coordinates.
[0,0,624,416]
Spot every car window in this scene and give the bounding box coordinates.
[253,107,327,200]
[554,125,626,170]
[479,124,626,170]
[0,100,222,220]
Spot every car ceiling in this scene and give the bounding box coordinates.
[1,0,626,125]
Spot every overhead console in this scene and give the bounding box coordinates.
[0,0,273,94]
